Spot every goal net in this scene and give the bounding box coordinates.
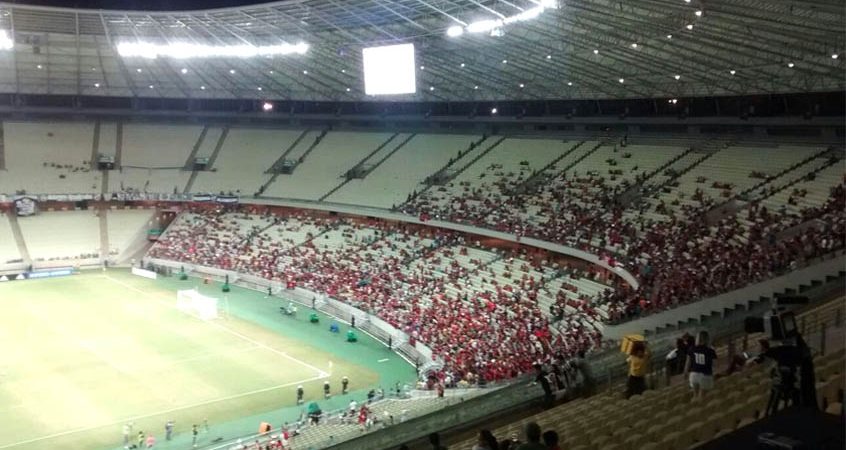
[176,289,219,321]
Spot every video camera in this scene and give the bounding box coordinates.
[743,294,807,341]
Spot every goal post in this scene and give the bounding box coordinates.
[176,289,219,321]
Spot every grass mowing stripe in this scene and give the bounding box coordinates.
[102,275,330,378]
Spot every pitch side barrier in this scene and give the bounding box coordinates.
[145,258,437,371]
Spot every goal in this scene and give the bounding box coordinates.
[176,289,219,321]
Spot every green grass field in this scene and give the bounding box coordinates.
[0,269,415,450]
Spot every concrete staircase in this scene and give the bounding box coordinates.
[99,207,109,264]
[6,210,31,266]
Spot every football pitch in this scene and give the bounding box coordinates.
[0,270,414,450]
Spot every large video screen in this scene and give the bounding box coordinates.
[362,43,416,96]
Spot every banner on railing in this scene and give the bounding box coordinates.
[215,195,239,204]
[131,267,158,280]
[14,196,38,216]
[192,194,213,202]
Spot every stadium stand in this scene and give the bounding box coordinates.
[262,131,397,200]
[109,124,203,194]
[0,212,22,264]
[17,209,100,262]
[148,209,612,380]
[449,297,845,450]
[0,121,99,195]
[324,133,480,208]
[191,127,305,195]
[106,209,155,257]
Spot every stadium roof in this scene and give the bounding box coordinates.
[0,0,842,102]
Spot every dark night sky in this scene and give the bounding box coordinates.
[5,0,270,10]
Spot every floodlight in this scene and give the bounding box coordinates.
[116,41,309,59]
[468,19,503,33]
[362,43,417,96]
[0,30,12,50]
[447,26,464,37]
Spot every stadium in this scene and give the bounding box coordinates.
[0,0,843,449]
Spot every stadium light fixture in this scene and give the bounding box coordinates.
[116,41,309,59]
[447,25,464,37]
[446,1,558,38]
[262,102,273,111]
[0,30,12,50]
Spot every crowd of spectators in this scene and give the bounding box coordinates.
[149,152,844,382]
[149,209,608,382]
[401,159,845,323]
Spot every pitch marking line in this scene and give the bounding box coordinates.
[0,375,324,449]
[102,275,330,378]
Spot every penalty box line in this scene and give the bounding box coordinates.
[0,374,325,450]
[101,275,330,378]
